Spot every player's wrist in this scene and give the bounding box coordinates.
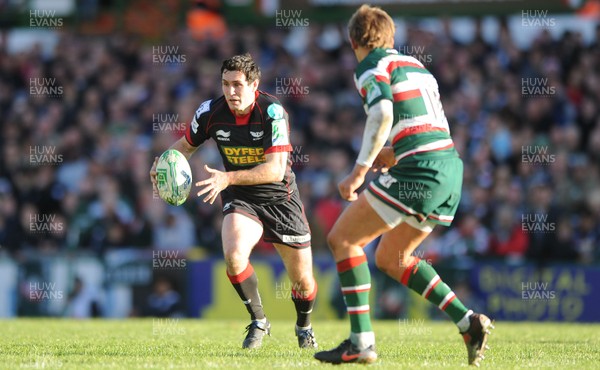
[352,163,370,178]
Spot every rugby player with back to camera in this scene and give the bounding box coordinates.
[150,54,318,349]
[314,5,494,366]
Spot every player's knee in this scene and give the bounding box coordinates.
[293,274,315,293]
[326,229,345,253]
[375,248,393,274]
[224,250,248,274]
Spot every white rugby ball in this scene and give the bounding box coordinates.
[156,149,192,206]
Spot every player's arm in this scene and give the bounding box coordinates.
[150,99,210,194]
[338,99,394,201]
[196,152,287,204]
[226,151,287,185]
[169,136,200,160]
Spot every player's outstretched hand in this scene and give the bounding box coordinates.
[196,165,230,204]
[149,156,159,195]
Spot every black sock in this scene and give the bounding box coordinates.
[291,283,317,328]
[227,264,265,320]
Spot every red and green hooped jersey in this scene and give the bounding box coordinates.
[354,48,455,162]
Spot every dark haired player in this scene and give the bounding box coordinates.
[150,53,318,349]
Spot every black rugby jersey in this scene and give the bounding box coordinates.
[185,91,296,205]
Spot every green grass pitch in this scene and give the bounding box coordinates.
[1,319,599,369]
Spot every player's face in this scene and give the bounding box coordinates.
[222,70,258,115]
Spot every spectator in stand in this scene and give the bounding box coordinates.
[144,276,184,318]
[488,204,529,259]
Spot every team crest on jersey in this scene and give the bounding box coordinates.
[364,76,382,105]
[216,130,231,141]
[250,131,264,140]
[267,103,284,120]
[379,173,398,189]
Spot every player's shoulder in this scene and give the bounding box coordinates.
[356,48,424,78]
[256,90,287,119]
[256,90,283,106]
[194,96,226,117]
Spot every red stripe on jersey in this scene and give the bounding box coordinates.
[360,87,366,98]
[368,184,425,223]
[265,145,292,154]
[392,142,455,159]
[441,295,457,311]
[375,75,390,84]
[392,125,448,144]
[386,60,425,75]
[400,257,421,286]
[392,88,422,102]
[184,130,196,147]
[227,263,255,284]
[348,309,370,315]
[336,255,367,273]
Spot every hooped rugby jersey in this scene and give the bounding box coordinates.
[354,48,455,162]
[185,90,296,205]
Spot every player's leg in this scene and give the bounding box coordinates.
[375,222,475,328]
[375,221,493,365]
[221,211,269,349]
[273,243,318,348]
[261,188,318,348]
[314,193,391,364]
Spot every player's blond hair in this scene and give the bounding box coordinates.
[348,4,395,50]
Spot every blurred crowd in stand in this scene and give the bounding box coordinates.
[1,19,600,266]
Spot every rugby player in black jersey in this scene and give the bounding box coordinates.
[150,54,317,349]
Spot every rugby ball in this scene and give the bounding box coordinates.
[156,149,192,206]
